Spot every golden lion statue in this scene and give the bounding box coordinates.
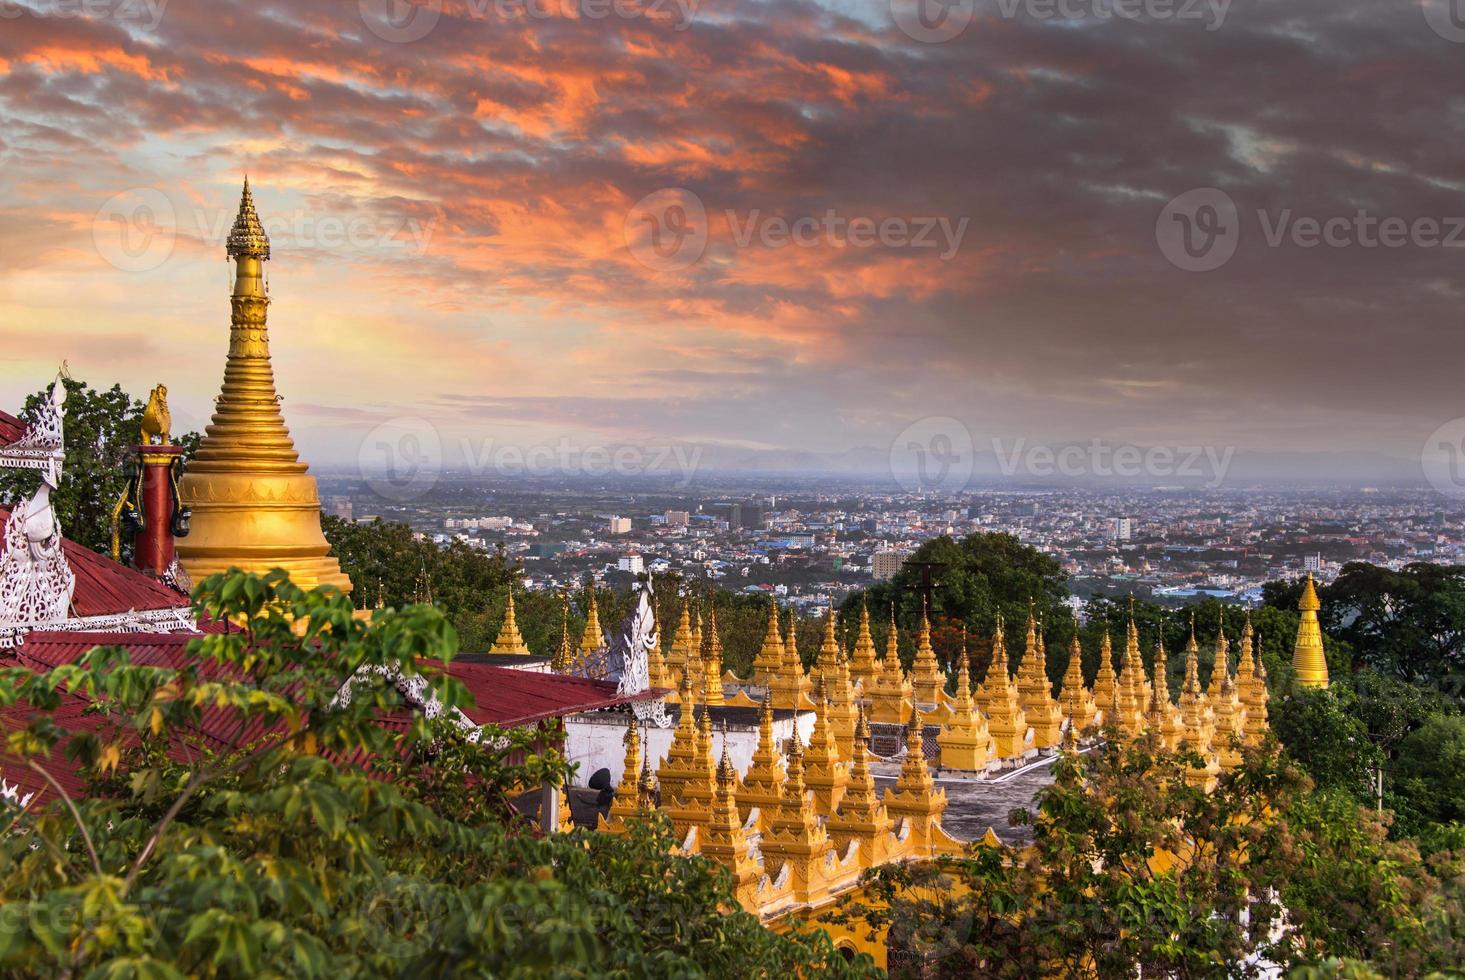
[140,384,171,445]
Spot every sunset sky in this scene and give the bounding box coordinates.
[1,0,1461,481]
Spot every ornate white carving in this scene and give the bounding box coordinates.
[608,577,671,729]
[331,664,509,750]
[0,380,75,630]
[0,607,199,649]
[0,378,65,474]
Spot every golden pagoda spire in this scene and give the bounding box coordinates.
[802,673,850,814]
[1208,617,1232,699]
[551,596,574,672]
[848,600,881,691]
[937,645,992,771]
[1237,614,1270,745]
[758,730,836,902]
[867,606,913,725]
[827,706,898,866]
[578,589,605,655]
[752,600,785,685]
[1017,607,1062,750]
[666,599,695,692]
[882,708,949,853]
[1292,573,1330,688]
[737,691,787,830]
[700,601,725,705]
[1178,635,1220,790]
[1058,626,1096,737]
[1212,671,1245,769]
[981,615,1029,759]
[1091,620,1119,726]
[908,601,946,706]
[818,609,859,757]
[176,180,350,592]
[1113,608,1146,740]
[636,748,659,813]
[702,739,760,905]
[598,722,644,833]
[658,672,700,807]
[491,590,530,655]
[769,610,811,710]
[1148,638,1183,750]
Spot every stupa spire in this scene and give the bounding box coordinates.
[1292,573,1329,688]
[490,590,530,655]
[176,180,350,592]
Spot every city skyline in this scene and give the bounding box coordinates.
[3,0,1464,484]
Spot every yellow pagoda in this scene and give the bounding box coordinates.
[752,601,785,685]
[176,180,351,593]
[1016,610,1063,750]
[1057,630,1096,736]
[1292,573,1330,688]
[908,605,947,706]
[936,650,992,771]
[490,590,530,655]
[1091,624,1120,725]
[979,616,1029,760]
[865,608,913,725]
[847,601,881,692]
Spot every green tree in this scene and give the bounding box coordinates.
[0,570,876,977]
[846,735,1463,978]
[0,377,199,558]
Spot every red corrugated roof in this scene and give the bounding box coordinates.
[0,508,190,618]
[0,411,25,446]
[11,633,655,729]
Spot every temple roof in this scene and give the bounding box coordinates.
[0,411,26,446]
[0,508,190,618]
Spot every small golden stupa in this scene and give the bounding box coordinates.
[175,181,351,593]
[1292,573,1330,689]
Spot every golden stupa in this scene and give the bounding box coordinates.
[1291,572,1329,688]
[175,180,352,593]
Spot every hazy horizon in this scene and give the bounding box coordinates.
[4,0,1464,495]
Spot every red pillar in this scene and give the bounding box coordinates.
[131,444,187,576]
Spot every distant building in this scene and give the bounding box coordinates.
[1112,517,1133,541]
[528,542,567,558]
[1304,553,1321,572]
[872,551,907,581]
[608,516,632,535]
[618,554,644,574]
[665,510,690,526]
[324,496,353,521]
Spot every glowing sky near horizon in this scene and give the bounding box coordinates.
[1,0,1462,479]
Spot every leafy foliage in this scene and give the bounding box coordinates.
[844,735,1465,979]
[0,570,873,978]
